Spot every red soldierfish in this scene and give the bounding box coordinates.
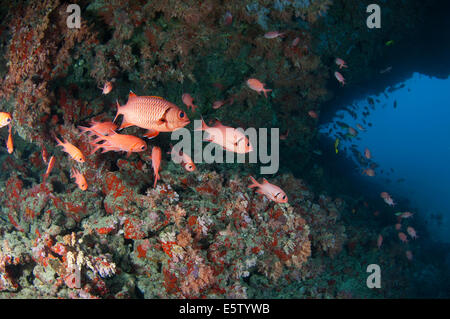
[248,176,288,204]
[195,119,253,154]
[114,91,190,139]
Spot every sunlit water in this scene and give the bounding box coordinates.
[320,72,450,244]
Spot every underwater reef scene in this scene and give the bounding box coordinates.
[0,0,449,299]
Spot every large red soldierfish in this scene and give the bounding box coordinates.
[248,176,288,204]
[114,91,190,139]
[195,119,253,154]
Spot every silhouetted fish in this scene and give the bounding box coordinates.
[393,100,397,108]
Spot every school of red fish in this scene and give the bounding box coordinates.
[1,31,419,263]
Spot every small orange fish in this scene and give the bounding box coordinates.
[43,156,56,181]
[308,110,318,119]
[398,232,408,243]
[380,192,395,206]
[334,71,346,86]
[71,167,88,191]
[78,120,118,137]
[182,93,198,112]
[149,146,162,188]
[377,234,383,249]
[0,112,12,128]
[362,168,375,177]
[249,176,288,204]
[264,31,285,39]
[356,124,365,131]
[224,11,233,26]
[335,58,348,69]
[55,136,86,163]
[407,226,418,239]
[405,250,413,261]
[114,91,190,139]
[212,100,226,110]
[42,145,49,164]
[395,223,402,230]
[99,81,113,95]
[399,212,414,219]
[364,148,371,159]
[246,79,272,98]
[169,146,195,172]
[89,131,147,157]
[348,127,357,136]
[6,125,13,154]
[280,129,289,140]
[195,119,253,154]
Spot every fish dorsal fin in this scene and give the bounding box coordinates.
[129,91,137,99]
[149,96,164,99]
[262,178,269,184]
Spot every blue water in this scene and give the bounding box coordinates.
[321,72,450,243]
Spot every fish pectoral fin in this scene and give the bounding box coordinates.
[143,130,159,139]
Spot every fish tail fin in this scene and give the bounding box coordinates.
[248,176,260,189]
[78,125,90,135]
[54,134,63,147]
[263,89,272,98]
[153,173,159,188]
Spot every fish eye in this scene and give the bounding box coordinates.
[179,111,184,118]
[6,118,10,122]
[247,142,250,147]
[282,195,286,199]
[141,145,145,150]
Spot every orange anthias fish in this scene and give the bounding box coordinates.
[246,79,272,98]
[398,232,408,243]
[170,146,195,172]
[362,168,375,177]
[380,192,395,206]
[6,125,13,154]
[377,234,383,249]
[182,93,198,112]
[0,112,12,128]
[71,167,88,191]
[308,110,318,119]
[114,91,190,139]
[42,145,49,164]
[335,58,348,69]
[43,156,55,181]
[407,226,418,239]
[195,119,253,154]
[150,146,162,188]
[100,81,113,95]
[248,176,288,204]
[89,131,147,157]
[264,31,285,39]
[78,120,118,137]
[55,136,86,163]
